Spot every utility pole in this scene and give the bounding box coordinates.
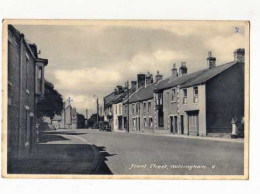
[127,80,130,132]
[94,95,99,128]
[97,97,99,126]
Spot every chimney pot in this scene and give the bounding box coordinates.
[179,62,188,76]
[234,48,245,62]
[171,63,178,78]
[155,71,163,83]
[207,51,216,69]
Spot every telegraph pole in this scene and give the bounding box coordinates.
[127,81,130,132]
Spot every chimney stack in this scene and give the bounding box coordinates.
[137,73,145,89]
[155,71,163,83]
[179,62,188,76]
[234,48,245,63]
[130,81,137,89]
[116,85,123,94]
[145,72,153,87]
[207,51,216,69]
[171,63,178,78]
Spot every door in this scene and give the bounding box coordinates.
[174,116,178,134]
[170,116,173,133]
[188,111,199,136]
[180,115,184,134]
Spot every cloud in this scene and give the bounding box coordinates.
[14,22,247,116]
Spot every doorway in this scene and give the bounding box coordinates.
[187,111,199,136]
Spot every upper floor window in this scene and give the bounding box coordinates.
[143,103,146,113]
[119,104,121,114]
[132,104,135,114]
[155,93,163,105]
[136,103,140,113]
[193,87,198,103]
[148,102,151,112]
[25,53,29,90]
[125,105,127,114]
[183,89,187,104]
[116,105,117,114]
[171,88,176,102]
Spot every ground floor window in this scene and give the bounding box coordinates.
[144,118,147,128]
[149,118,153,128]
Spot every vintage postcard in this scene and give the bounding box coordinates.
[1,20,249,179]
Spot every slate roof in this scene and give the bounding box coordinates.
[155,61,239,92]
[181,61,238,88]
[128,83,157,103]
[104,91,117,107]
[112,88,136,104]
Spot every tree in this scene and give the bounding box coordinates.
[36,80,63,119]
[77,113,85,128]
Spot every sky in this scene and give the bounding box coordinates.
[14,21,246,116]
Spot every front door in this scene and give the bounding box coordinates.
[188,111,199,136]
[180,115,184,134]
[174,116,178,134]
[170,116,173,133]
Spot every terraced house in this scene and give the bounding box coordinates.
[8,25,48,164]
[128,73,158,133]
[154,49,245,137]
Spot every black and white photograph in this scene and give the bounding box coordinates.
[2,20,249,179]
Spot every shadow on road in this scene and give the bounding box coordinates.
[42,131,87,136]
[8,133,114,175]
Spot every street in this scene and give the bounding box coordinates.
[9,129,244,175]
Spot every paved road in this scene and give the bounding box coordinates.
[56,128,244,175]
[9,128,244,175]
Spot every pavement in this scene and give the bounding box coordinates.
[8,128,244,175]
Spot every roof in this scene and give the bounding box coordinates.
[154,69,206,92]
[155,61,239,91]
[104,91,117,107]
[128,83,157,103]
[113,87,136,104]
[181,61,238,88]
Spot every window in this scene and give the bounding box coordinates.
[149,118,153,128]
[148,102,151,112]
[136,103,140,114]
[115,105,117,114]
[125,105,128,114]
[143,103,146,113]
[26,53,29,90]
[159,93,163,105]
[172,88,176,102]
[119,104,121,114]
[144,118,147,128]
[193,87,198,103]
[183,89,187,104]
[133,118,136,127]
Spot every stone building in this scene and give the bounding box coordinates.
[154,49,245,137]
[60,105,78,129]
[7,25,48,164]
[128,73,157,133]
[112,84,136,132]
